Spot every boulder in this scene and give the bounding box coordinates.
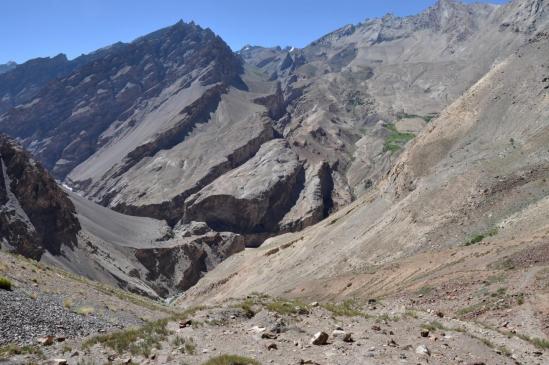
[310,331,329,345]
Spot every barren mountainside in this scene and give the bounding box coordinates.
[0,0,547,332]
[0,0,548,364]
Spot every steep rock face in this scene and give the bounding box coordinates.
[0,135,80,259]
[184,139,304,233]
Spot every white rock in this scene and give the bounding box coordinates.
[416,344,431,356]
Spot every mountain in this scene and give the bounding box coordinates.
[179,1,549,351]
[0,0,548,363]
[0,61,16,75]
[0,0,547,298]
[182,22,549,303]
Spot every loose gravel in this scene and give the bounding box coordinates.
[0,288,122,345]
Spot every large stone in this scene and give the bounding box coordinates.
[310,331,329,345]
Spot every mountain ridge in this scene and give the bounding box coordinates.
[0,0,547,300]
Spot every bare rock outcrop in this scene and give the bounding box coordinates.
[184,139,304,233]
[0,135,80,259]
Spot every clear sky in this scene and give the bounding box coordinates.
[1,0,507,64]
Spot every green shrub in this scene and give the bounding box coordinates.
[0,277,11,291]
[202,354,261,365]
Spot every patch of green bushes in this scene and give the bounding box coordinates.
[383,123,415,153]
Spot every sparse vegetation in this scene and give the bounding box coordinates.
[497,345,512,356]
[511,333,549,350]
[457,303,483,316]
[479,337,495,348]
[83,318,171,357]
[63,298,74,309]
[397,112,439,123]
[486,274,506,284]
[0,344,43,360]
[421,321,446,331]
[0,276,12,291]
[236,298,256,318]
[265,298,309,315]
[383,123,415,153]
[75,306,95,315]
[172,336,196,354]
[416,285,434,296]
[376,313,400,322]
[464,228,498,246]
[491,287,507,297]
[492,257,516,271]
[403,310,418,319]
[202,354,261,365]
[323,299,368,318]
[83,306,204,357]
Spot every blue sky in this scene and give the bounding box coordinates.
[2,0,507,64]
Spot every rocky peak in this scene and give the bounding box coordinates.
[415,0,498,34]
[0,20,242,179]
[0,61,17,74]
